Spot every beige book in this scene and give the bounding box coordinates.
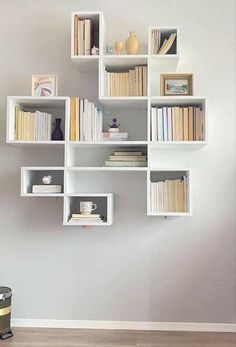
[188,107,194,141]
[84,19,91,55]
[158,33,177,55]
[75,97,80,141]
[174,107,180,141]
[70,97,75,140]
[74,15,79,55]
[135,67,139,96]
[183,107,189,141]
[173,180,178,212]
[142,66,147,96]
[15,107,20,140]
[138,66,142,96]
[176,179,182,212]
[125,72,129,96]
[195,107,201,140]
[179,108,184,141]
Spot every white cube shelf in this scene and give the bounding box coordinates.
[147,169,192,217]
[148,96,207,147]
[7,96,70,144]
[21,167,65,197]
[63,193,114,226]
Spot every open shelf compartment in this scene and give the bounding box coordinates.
[148,97,207,146]
[7,96,69,144]
[21,167,64,197]
[64,193,114,226]
[147,169,192,216]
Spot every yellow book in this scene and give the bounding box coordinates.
[74,15,79,55]
[70,97,75,141]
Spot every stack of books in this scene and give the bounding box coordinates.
[32,185,62,194]
[151,106,205,141]
[150,177,187,212]
[69,213,104,223]
[105,151,147,167]
[104,66,147,96]
[73,16,93,55]
[101,132,128,141]
[151,30,177,54]
[15,107,53,141]
[70,97,103,141]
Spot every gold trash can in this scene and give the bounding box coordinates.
[0,287,13,340]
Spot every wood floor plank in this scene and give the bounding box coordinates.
[1,328,235,347]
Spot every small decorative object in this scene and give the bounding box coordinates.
[0,287,13,340]
[52,118,64,141]
[91,46,99,55]
[42,175,52,185]
[125,31,140,54]
[80,201,97,215]
[114,41,123,55]
[106,46,113,54]
[160,73,193,96]
[32,75,58,96]
[108,118,120,133]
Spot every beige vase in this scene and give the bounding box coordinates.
[114,41,123,54]
[125,31,140,54]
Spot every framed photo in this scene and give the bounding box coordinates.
[160,73,193,96]
[32,75,58,97]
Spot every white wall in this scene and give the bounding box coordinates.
[0,0,235,323]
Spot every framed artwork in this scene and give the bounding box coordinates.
[160,73,193,96]
[32,75,58,96]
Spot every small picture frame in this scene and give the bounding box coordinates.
[32,75,58,97]
[160,73,193,96]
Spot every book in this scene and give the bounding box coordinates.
[102,132,128,141]
[84,19,91,55]
[72,213,100,218]
[105,161,147,167]
[74,15,79,55]
[113,151,143,156]
[32,185,62,193]
[107,155,147,161]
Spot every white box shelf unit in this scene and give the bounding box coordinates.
[21,167,64,197]
[64,193,114,226]
[7,96,69,145]
[147,169,192,217]
[6,11,210,225]
[148,96,207,148]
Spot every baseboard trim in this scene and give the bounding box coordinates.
[11,319,236,333]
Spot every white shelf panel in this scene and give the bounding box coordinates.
[150,96,206,105]
[21,193,64,197]
[67,141,148,147]
[66,167,148,172]
[71,55,99,72]
[8,96,69,107]
[147,212,192,217]
[102,55,148,67]
[99,97,148,108]
[149,141,207,149]
[7,140,65,146]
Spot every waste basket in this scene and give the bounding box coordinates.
[0,287,13,340]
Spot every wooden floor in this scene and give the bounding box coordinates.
[1,328,236,346]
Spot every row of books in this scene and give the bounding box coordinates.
[69,213,104,224]
[151,30,177,54]
[15,107,53,141]
[104,66,147,96]
[70,97,103,141]
[150,177,187,213]
[151,106,205,141]
[105,151,147,167]
[74,16,92,55]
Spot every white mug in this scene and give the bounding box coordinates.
[80,201,97,215]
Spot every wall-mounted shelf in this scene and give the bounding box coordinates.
[6,11,209,225]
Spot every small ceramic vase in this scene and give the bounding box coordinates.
[42,175,52,185]
[52,118,63,141]
[125,31,140,54]
[114,41,123,54]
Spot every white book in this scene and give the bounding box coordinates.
[163,107,168,141]
[167,107,172,141]
[78,20,84,55]
[84,19,91,55]
[157,108,163,141]
[151,107,157,141]
[80,98,84,140]
[83,99,89,141]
